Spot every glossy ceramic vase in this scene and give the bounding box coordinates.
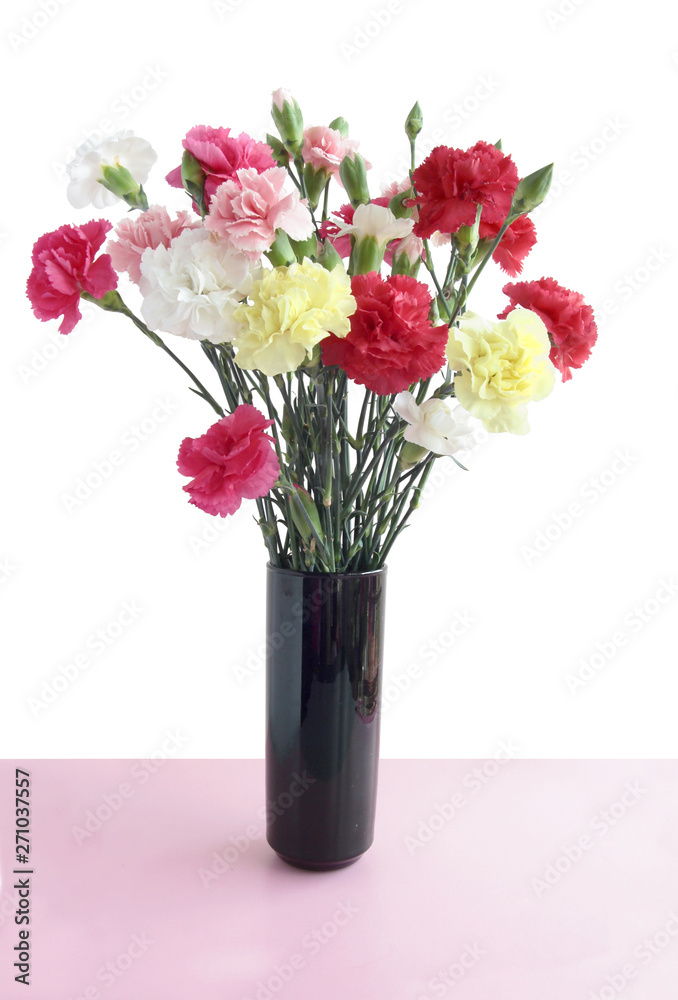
[265,564,386,870]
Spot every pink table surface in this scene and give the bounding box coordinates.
[0,759,677,1000]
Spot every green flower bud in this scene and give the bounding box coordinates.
[511,163,553,217]
[266,133,290,168]
[289,485,324,547]
[180,149,206,214]
[329,116,349,138]
[391,247,420,278]
[99,164,148,210]
[303,163,329,211]
[405,101,423,141]
[398,440,428,470]
[388,188,414,219]
[289,233,319,262]
[339,153,370,207]
[350,236,383,275]
[317,238,343,272]
[265,230,297,267]
[271,89,304,155]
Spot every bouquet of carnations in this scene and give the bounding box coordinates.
[26,89,597,573]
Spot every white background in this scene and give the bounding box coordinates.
[1,0,676,759]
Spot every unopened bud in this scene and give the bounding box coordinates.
[271,89,304,155]
[405,101,423,141]
[339,153,370,207]
[328,116,349,138]
[317,238,343,272]
[511,163,553,216]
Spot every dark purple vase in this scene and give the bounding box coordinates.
[265,564,386,870]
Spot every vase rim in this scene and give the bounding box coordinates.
[266,562,386,579]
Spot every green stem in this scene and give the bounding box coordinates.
[113,302,225,417]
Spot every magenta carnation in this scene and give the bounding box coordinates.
[26,220,117,334]
[177,405,280,517]
[166,126,275,207]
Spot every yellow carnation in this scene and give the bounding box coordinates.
[447,308,555,434]
[232,258,356,376]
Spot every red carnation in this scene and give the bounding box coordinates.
[26,221,117,335]
[177,405,280,517]
[412,141,519,240]
[166,125,276,207]
[480,214,537,276]
[321,273,448,395]
[499,277,598,381]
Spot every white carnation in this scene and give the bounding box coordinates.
[336,203,413,247]
[66,131,157,210]
[393,391,475,457]
[139,229,258,344]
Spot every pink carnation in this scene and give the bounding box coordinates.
[301,125,363,176]
[498,277,598,381]
[107,205,200,283]
[26,220,117,334]
[166,125,276,207]
[177,405,280,517]
[205,167,314,259]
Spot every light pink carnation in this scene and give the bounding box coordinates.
[205,167,314,259]
[301,125,364,176]
[107,205,199,283]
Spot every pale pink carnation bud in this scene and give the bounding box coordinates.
[272,87,295,112]
[301,125,365,177]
